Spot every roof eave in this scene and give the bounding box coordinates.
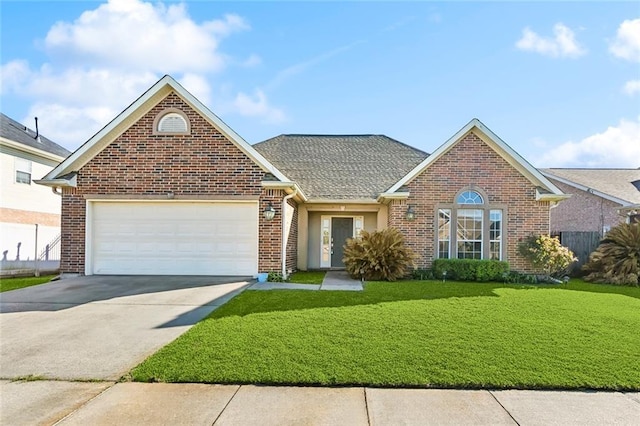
[305,198,381,204]
[535,188,571,202]
[0,137,67,162]
[34,173,77,188]
[261,181,308,202]
[377,192,410,203]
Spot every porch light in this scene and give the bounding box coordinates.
[263,202,276,221]
[405,205,416,221]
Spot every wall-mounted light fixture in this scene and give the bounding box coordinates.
[263,202,276,221]
[405,205,416,221]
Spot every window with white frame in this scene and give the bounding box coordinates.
[15,158,32,184]
[436,189,504,261]
[438,209,451,258]
[489,210,502,260]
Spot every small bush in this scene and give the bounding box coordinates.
[411,269,434,280]
[518,234,577,277]
[583,223,640,287]
[267,271,285,282]
[503,271,538,284]
[432,258,509,282]
[343,228,416,281]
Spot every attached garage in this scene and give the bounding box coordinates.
[87,201,258,276]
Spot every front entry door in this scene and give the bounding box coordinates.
[331,217,353,267]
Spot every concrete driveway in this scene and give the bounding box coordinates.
[0,275,251,381]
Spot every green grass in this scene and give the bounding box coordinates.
[287,271,326,284]
[131,279,640,390]
[0,275,55,292]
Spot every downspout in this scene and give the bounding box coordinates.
[549,201,559,234]
[281,188,298,280]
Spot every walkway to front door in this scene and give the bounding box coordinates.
[249,271,363,291]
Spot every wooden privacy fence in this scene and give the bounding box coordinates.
[557,231,602,271]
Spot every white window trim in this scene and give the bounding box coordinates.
[319,215,364,268]
[15,158,32,185]
[153,108,190,135]
[435,188,507,261]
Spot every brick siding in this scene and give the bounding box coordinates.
[548,179,625,234]
[389,131,550,272]
[61,92,287,274]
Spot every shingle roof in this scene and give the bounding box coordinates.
[0,113,71,158]
[541,168,640,204]
[254,134,429,200]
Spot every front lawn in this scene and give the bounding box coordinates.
[0,275,56,292]
[287,271,326,284]
[131,280,640,390]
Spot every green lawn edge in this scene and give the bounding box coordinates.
[286,271,326,284]
[0,275,56,292]
[130,280,640,390]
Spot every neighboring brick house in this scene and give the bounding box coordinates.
[541,169,640,235]
[1,113,70,270]
[37,75,567,278]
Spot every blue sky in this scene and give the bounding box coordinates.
[1,1,639,168]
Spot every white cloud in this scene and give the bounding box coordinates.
[233,90,286,124]
[537,117,640,168]
[178,73,212,105]
[610,18,640,62]
[516,23,586,58]
[623,79,640,96]
[1,0,285,150]
[24,103,116,147]
[44,0,248,73]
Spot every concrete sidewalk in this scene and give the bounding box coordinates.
[2,380,638,426]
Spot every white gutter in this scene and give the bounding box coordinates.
[282,187,298,280]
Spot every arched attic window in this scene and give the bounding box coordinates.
[153,108,190,135]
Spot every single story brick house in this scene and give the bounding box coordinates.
[37,76,568,278]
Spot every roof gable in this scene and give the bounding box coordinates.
[384,118,565,200]
[39,75,290,185]
[254,134,428,200]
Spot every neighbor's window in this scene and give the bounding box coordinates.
[436,189,504,260]
[15,158,32,184]
[154,109,190,135]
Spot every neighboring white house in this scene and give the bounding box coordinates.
[0,113,70,270]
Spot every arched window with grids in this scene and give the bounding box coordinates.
[437,188,503,260]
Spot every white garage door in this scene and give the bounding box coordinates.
[89,201,258,276]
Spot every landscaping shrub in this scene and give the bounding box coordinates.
[432,258,509,282]
[583,223,640,287]
[518,234,577,278]
[411,268,434,280]
[503,271,538,284]
[343,228,416,281]
[267,271,285,282]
